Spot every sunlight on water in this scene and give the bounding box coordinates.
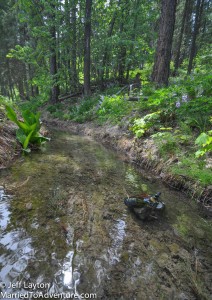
[108,218,126,265]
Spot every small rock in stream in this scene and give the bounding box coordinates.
[25,203,33,210]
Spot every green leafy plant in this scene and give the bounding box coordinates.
[171,156,212,186]
[131,111,160,138]
[47,103,63,113]
[69,97,98,123]
[152,131,177,156]
[97,95,133,124]
[5,104,49,152]
[195,131,212,157]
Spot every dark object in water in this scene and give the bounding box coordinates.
[124,192,165,220]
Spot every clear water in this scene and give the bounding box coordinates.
[0,130,211,300]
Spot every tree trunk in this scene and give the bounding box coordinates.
[118,22,126,84]
[126,0,140,81]
[174,0,190,74]
[118,0,129,84]
[70,1,78,92]
[187,0,204,74]
[84,0,92,96]
[100,5,118,90]
[151,0,177,86]
[49,3,60,104]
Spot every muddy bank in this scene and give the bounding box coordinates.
[43,117,212,216]
[0,120,20,169]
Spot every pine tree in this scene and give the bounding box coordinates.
[152,0,177,86]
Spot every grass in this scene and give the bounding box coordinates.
[171,157,212,186]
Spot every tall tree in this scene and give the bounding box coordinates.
[187,0,205,74]
[99,0,119,89]
[84,0,92,96]
[117,0,129,84]
[49,2,60,103]
[152,0,177,86]
[173,0,190,74]
[70,0,78,92]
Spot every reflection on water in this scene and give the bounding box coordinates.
[0,188,12,229]
[0,131,211,299]
[108,218,126,265]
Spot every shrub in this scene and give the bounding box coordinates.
[69,97,98,122]
[97,95,133,124]
[151,131,177,156]
[195,130,212,157]
[131,111,161,138]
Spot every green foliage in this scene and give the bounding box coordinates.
[131,112,160,138]
[97,95,133,124]
[5,104,49,152]
[68,97,98,123]
[46,97,99,123]
[151,132,177,156]
[171,157,212,186]
[7,45,35,63]
[193,47,212,74]
[47,103,63,113]
[18,96,49,113]
[195,131,212,157]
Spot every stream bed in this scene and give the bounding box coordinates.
[0,130,212,300]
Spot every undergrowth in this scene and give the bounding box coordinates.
[12,73,211,187]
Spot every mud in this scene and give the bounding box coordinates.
[0,121,20,169]
[0,130,212,300]
[43,118,212,216]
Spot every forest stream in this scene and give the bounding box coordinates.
[0,130,212,300]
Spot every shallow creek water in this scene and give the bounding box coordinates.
[0,130,212,300]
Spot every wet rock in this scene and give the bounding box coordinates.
[156,253,169,268]
[168,243,180,254]
[178,292,190,300]
[120,252,129,263]
[194,227,205,239]
[60,223,69,234]
[178,249,190,261]
[149,238,168,254]
[102,212,113,220]
[25,203,33,210]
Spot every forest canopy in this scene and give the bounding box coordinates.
[0,0,211,191]
[0,0,211,102]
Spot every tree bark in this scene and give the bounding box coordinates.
[174,0,190,74]
[100,5,118,90]
[118,0,129,84]
[118,22,126,84]
[187,0,204,74]
[71,1,78,92]
[126,0,140,81]
[49,3,60,104]
[84,0,92,96]
[151,0,177,86]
